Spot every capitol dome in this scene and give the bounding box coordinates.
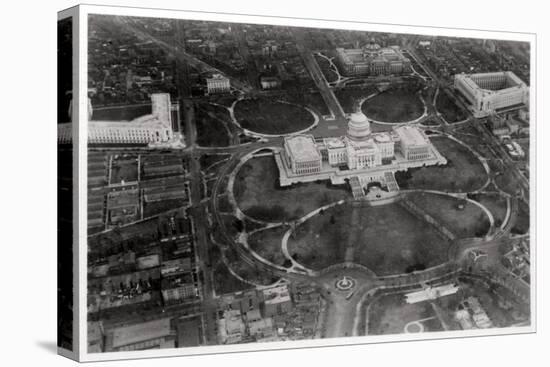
[347,111,371,141]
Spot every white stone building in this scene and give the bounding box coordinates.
[394,125,432,160]
[283,135,322,175]
[58,93,183,146]
[454,71,529,117]
[277,111,446,199]
[206,73,231,94]
[335,45,411,77]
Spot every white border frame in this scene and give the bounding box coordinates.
[66,4,537,362]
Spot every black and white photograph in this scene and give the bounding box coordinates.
[4,1,544,365]
[52,5,537,360]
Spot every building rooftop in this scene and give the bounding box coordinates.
[405,284,459,304]
[263,284,291,305]
[456,71,527,92]
[112,318,171,348]
[79,93,173,133]
[394,126,429,147]
[347,112,371,141]
[337,46,409,65]
[284,135,321,162]
[207,73,229,81]
[324,137,346,149]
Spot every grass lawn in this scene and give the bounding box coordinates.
[436,90,468,122]
[512,200,530,235]
[287,202,450,274]
[314,55,339,83]
[472,193,508,228]
[396,136,488,192]
[210,245,253,295]
[234,156,350,222]
[195,103,230,147]
[224,244,280,286]
[234,98,314,135]
[302,92,330,116]
[406,192,490,238]
[278,91,330,116]
[200,154,231,171]
[213,261,252,295]
[495,170,521,196]
[334,86,378,113]
[362,89,424,122]
[367,294,441,335]
[248,225,291,267]
[453,125,496,159]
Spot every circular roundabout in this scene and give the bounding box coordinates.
[335,276,357,291]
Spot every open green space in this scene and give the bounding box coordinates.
[512,200,530,235]
[334,86,378,114]
[495,170,521,196]
[314,55,339,83]
[407,192,490,238]
[296,92,331,116]
[248,226,291,268]
[471,193,508,228]
[210,245,252,295]
[367,293,442,335]
[199,154,231,171]
[287,202,450,274]
[224,244,280,286]
[195,103,231,147]
[436,90,468,123]
[234,98,314,135]
[275,91,330,116]
[234,156,350,222]
[362,89,424,122]
[368,276,529,335]
[453,125,495,159]
[395,136,488,192]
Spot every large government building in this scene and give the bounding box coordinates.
[58,93,184,147]
[335,44,412,77]
[454,71,529,117]
[276,111,446,199]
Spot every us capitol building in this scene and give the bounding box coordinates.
[274,112,446,199]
